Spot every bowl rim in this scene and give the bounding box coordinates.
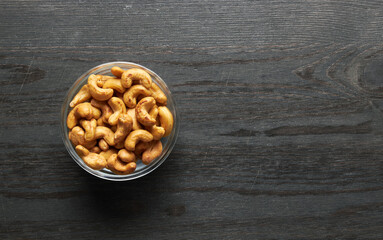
[60,61,179,181]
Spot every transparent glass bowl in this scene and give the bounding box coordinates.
[61,62,179,181]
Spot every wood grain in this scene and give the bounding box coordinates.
[1,0,383,239]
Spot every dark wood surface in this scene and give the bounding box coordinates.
[1,0,383,239]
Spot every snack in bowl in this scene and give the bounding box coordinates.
[66,66,174,175]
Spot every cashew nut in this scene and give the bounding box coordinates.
[124,129,153,151]
[96,75,116,87]
[118,149,136,163]
[142,140,163,165]
[107,154,136,174]
[98,139,109,151]
[123,85,151,108]
[158,106,174,137]
[94,126,115,146]
[121,68,152,89]
[99,148,118,161]
[147,125,165,140]
[136,97,157,126]
[114,114,132,143]
[69,84,91,108]
[90,146,101,153]
[103,78,126,93]
[91,99,113,124]
[111,66,124,78]
[67,102,93,129]
[127,108,142,130]
[108,97,127,126]
[134,142,150,159]
[80,119,97,141]
[69,126,97,149]
[75,145,107,170]
[88,74,114,101]
[149,82,167,106]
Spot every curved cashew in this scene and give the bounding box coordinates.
[75,145,107,170]
[79,119,97,141]
[98,139,109,151]
[108,97,126,126]
[90,146,101,154]
[91,99,113,124]
[107,154,136,174]
[99,148,118,161]
[69,84,91,108]
[114,114,132,143]
[67,102,93,129]
[158,106,174,137]
[88,74,114,101]
[121,68,152,89]
[127,108,142,130]
[142,140,163,165]
[123,85,151,108]
[124,129,153,151]
[94,126,115,146]
[96,75,116,87]
[134,142,150,159]
[69,126,97,149]
[136,97,157,126]
[103,78,126,93]
[111,66,124,78]
[149,82,167,106]
[92,107,101,119]
[147,125,165,140]
[118,149,136,163]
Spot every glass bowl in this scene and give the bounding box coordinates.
[61,62,179,181]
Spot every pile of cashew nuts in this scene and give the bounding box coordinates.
[66,66,174,175]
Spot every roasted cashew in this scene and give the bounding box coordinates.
[111,66,124,78]
[134,142,150,159]
[88,74,114,101]
[127,108,142,130]
[75,145,107,170]
[94,126,115,146]
[136,97,157,126]
[69,126,97,149]
[108,97,126,126]
[107,154,136,174]
[149,82,167,106]
[90,146,101,153]
[99,148,118,161]
[96,75,116,87]
[91,99,113,124]
[146,125,165,140]
[118,149,136,163]
[67,102,93,129]
[114,114,132,143]
[103,78,126,93]
[80,119,97,141]
[98,139,109,151]
[69,84,91,108]
[123,85,151,108]
[124,129,153,151]
[92,107,101,119]
[146,105,164,140]
[121,68,152,89]
[142,140,163,165]
[158,106,174,137]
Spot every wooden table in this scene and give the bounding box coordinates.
[1,1,382,239]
